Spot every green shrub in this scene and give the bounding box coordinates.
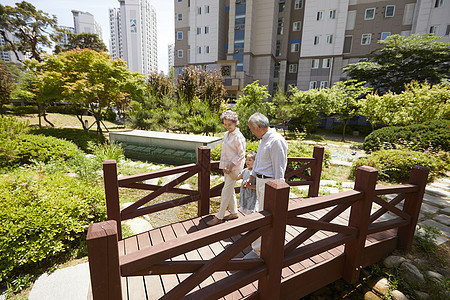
[2,134,83,168]
[4,104,38,115]
[363,120,450,152]
[90,142,125,164]
[331,124,373,136]
[351,149,446,182]
[0,116,29,139]
[0,170,106,289]
[30,128,106,153]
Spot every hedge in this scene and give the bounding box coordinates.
[351,149,448,182]
[30,127,106,153]
[0,170,106,288]
[363,120,450,153]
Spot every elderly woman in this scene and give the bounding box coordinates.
[207,110,246,226]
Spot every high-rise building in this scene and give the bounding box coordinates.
[109,0,158,74]
[168,43,175,73]
[72,10,103,39]
[174,0,450,98]
[0,31,28,63]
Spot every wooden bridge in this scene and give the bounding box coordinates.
[86,146,429,299]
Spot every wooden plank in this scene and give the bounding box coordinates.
[118,163,198,186]
[123,236,147,300]
[117,240,128,300]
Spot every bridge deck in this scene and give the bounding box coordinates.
[117,199,396,300]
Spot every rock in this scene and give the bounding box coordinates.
[391,290,408,300]
[372,278,389,295]
[289,192,298,199]
[401,262,425,285]
[179,183,192,190]
[144,178,159,185]
[123,217,153,235]
[364,291,382,300]
[414,290,430,299]
[65,172,78,178]
[342,182,355,188]
[425,270,444,283]
[383,255,406,268]
[320,179,337,186]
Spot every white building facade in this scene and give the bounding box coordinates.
[112,0,158,74]
[72,10,103,39]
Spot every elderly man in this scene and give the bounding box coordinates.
[243,112,288,257]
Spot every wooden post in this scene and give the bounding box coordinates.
[197,146,211,217]
[258,180,290,300]
[87,220,122,300]
[103,160,122,240]
[397,166,430,250]
[343,166,378,283]
[308,145,324,197]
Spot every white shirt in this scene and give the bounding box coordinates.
[251,128,288,180]
[219,128,246,174]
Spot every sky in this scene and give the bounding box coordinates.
[2,0,175,74]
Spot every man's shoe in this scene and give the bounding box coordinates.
[223,213,239,221]
[206,216,223,226]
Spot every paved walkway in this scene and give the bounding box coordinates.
[1,166,448,300]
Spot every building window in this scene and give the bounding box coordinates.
[312,59,319,69]
[293,21,301,31]
[206,46,210,53]
[276,40,282,57]
[177,31,183,40]
[197,7,201,15]
[430,26,439,35]
[277,18,284,35]
[294,0,303,9]
[197,47,202,54]
[435,0,444,8]
[279,1,285,12]
[446,25,450,35]
[314,35,320,45]
[380,32,391,40]
[317,11,323,20]
[221,65,231,76]
[177,50,183,58]
[178,68,183,75]
[197,27,201,35]
[291,43,299,52]
[385,5,395,17]
[365,8,375,20]
[178,0,182,2]
[326,34,333,44]
[361,33,372,45]
[323,58,331,68]
[177,13,183,21]
[329,10,336,19]
[343,35,352,53]
[205,5,210,13]
[205,26,210,34]
[320,81,328,89]
[309,81,318,89]
[289,64,298,73]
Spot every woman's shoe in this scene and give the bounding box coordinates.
[223,213,239,221]
[206,216,223,226]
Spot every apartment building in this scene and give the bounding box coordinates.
[174,0,450,97]
[168,43,175,73]
[72,10,103,39]
[0,31,28,63]
[110,0,158,74]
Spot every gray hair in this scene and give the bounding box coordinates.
[220,110,239,125]
[248,112,269,129]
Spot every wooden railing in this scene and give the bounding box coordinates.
[87,162,429,299]
[102,145,324,240]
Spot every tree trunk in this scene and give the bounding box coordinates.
[91,105,103,135]
[37,104,42,128]
[76,114,86,130]
[342,120,348,142]
[43,111,54,127]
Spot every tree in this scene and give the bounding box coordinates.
[362,81,450,127]
[0,63,14,115]
[344,34,450,94]
[272,87,292,135]
[55,32,107,53]
[329,80,372,141]
[32,49,146,134]
[234,81,272,140]
[288,87,332,134]
[0,1,60,63]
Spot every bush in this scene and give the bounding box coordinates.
[350,149,447,182]
[3,104,38,115]
[363,120,450,152]
[1,134,83,168]
[331,124,373,137]
[30,128,106,153]
[0,170,106,289]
